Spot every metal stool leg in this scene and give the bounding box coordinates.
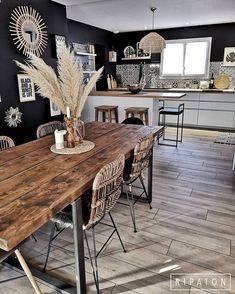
[115,109,119,123]
[95,109,98,121]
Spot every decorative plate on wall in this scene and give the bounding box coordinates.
[9,6,48,56]
[214,74,230,89]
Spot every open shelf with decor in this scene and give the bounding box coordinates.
[121,56,151,61]
[121,42,151,61]
[73,42,97,83]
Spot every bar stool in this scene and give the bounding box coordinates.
[125,107,149,125]
[95,105,119,123]
[158,101,184,147]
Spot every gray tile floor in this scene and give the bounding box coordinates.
[1,128,235,293]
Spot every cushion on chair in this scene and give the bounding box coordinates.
[159,107,184,115]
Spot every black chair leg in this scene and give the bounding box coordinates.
[126,186,137,233]
[108,212,126,253]
[43,223,56,272]
[84,230,100,293]
[176,114,180,147]
[139,175,152,209]
[180,111,184,142]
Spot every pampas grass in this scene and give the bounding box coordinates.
[15,46,103,118]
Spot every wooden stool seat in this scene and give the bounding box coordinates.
[125,107,149,125]
[95,105,119,123]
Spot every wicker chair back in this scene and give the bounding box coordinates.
[0,136,15,151]
[85,154,125,229]
[36,121,64,138]
[129,133,153,181]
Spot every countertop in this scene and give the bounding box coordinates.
[90,91,186,99]
[106,88,235,93]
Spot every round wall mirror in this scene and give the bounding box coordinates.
[9,6,48,56]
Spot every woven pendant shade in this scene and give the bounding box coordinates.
[139,32,165,53]
[139,7,165,54]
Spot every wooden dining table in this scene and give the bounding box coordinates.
[0,121,163,294]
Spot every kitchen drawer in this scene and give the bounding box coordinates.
[198,110,234,128]
[199,93,235,102]
[199,101,235,111]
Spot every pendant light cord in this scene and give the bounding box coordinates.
[151,7,156,30]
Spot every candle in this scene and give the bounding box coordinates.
[66,106,71,118]
[54,129,66,149]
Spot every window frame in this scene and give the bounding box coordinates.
[160,37,212,79]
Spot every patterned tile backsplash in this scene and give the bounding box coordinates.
[116,62,235,89]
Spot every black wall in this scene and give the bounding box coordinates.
[112,23,235,63]
[0,0,67,144]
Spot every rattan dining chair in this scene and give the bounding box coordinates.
[36,121,64,138]
[122,133,154,233]
[0,242,42,294]
[0,136,15,151]
[43,154,126,293]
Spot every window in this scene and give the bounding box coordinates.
[160,37,212,79]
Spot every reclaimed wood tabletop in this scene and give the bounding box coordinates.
[0,122,163,252]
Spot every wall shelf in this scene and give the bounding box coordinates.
[75,51,97,56]
[83,71,96,74]
[121,56,151,61]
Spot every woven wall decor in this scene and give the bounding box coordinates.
[9,6,48,56]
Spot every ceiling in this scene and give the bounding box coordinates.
[52,0,235,33]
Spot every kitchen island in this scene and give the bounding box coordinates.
[82,91,186,125]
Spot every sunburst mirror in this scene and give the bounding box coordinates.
[9,6,48,56]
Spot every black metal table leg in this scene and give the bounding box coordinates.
[148,146,153,203]
[72,198,86,294]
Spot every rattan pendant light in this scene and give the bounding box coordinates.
[139,7,165,54]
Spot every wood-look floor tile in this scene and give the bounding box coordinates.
[145,221,230,254]
[207,210,235,227]
[153,193,235,216]
[151,198,208,220]
[95,255,190,293]
[155,209,235,241]
[0,276,35,294]
[168,240,235,276]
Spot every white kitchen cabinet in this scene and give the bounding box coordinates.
[198,110,234,128]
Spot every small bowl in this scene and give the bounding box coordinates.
[126,84,145,94]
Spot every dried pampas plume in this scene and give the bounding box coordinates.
[15,46,103,118]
